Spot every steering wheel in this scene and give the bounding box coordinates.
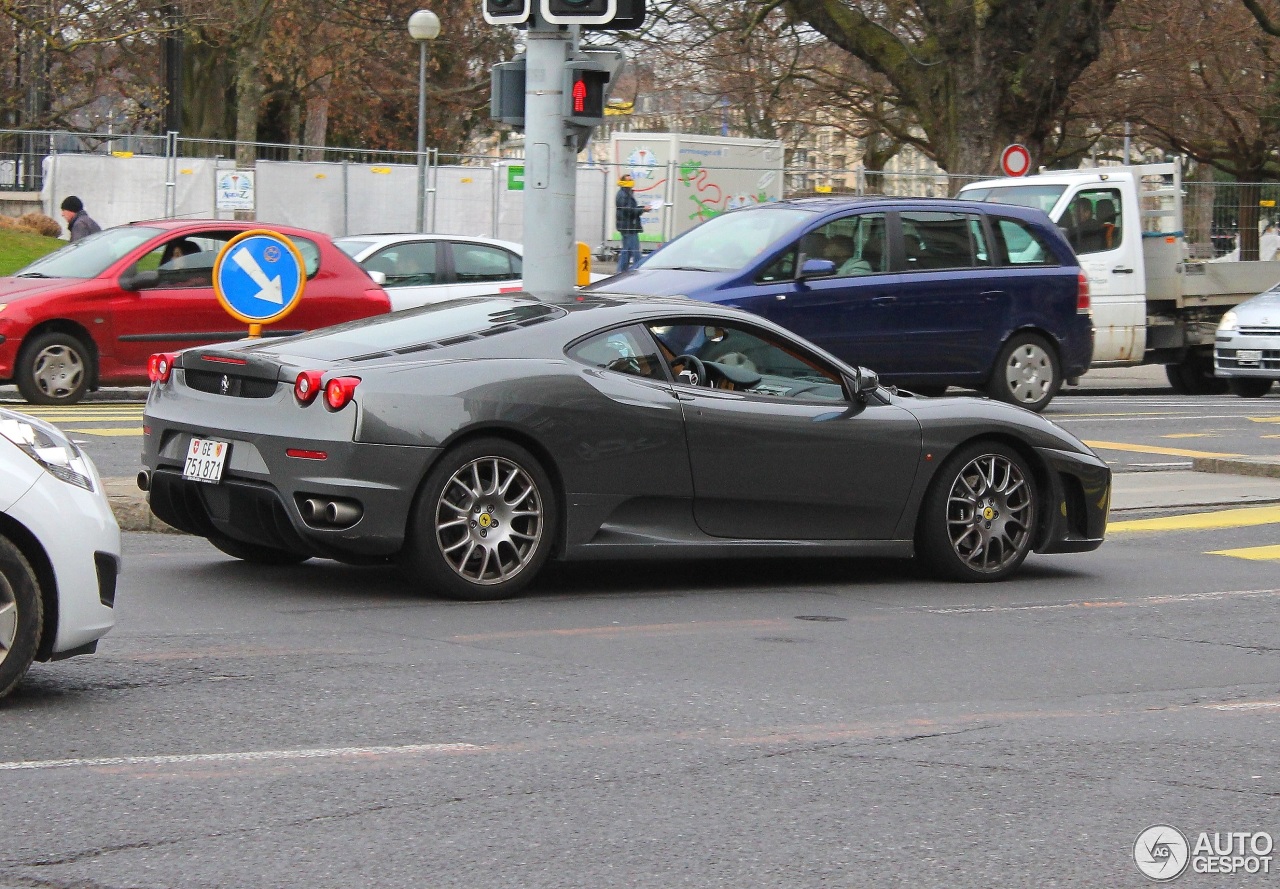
[673,354,709,387]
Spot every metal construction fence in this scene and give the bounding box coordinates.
[6,128,1278,256]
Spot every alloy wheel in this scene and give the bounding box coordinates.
[0,572,16,668]
[944,452,1034,574]
[434,455,544,585]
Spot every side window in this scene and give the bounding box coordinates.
[901,211,985,270]
[291,236,322,278]
[454,244,519,283]
[1064,188,1123,254]
[367,242,438,287]
[646,320,846,400]
[567,325,666,380]
[757,246,797,283]
[133,235,222,289]
[993,217,1055,266]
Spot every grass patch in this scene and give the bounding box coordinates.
[0,228,64,276]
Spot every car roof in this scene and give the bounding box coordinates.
[737,194,1048,220]
[126,219,338,239]
[334,233,524,252]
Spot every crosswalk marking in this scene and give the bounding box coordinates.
[64,427,142,437]
[1083,440,1243,459]
[1110,505,1280,533]
[1208,545,1280,562]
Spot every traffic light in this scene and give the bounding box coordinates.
[490,57,527,128]
[484,0,530,25]
[564,61,610,127]
[541,0,616,25]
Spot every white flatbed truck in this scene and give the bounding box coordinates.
[960,162,1280,393]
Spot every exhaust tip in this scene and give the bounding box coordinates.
[136,470,151,492]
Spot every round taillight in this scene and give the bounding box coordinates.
[147,352,177,383]
[323,376,361,411]
[294,370,323,405]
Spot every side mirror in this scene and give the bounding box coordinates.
[119,269,160,291]
[798,257,836,280]
[850,366,880,398]
[366,270,387,285]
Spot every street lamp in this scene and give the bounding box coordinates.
[408,9,441,233]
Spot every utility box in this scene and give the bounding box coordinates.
[608,132,784,248]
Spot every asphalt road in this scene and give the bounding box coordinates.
[3,521,1279,888]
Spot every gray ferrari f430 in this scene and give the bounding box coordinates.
[140,294,1109,600]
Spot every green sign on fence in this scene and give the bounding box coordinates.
[507,166,525,191]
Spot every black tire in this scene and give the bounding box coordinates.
[16,331,93,405]
[1164,363,1192,395]
[916,441,1038,582]
[0,534,43,699]
[1227,378,1273,398]
[1164,356,1228,395]
[400,438,556,601]
[986,333,1060,413]
[207,533,310,565]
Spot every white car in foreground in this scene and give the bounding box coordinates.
[0,407,119,698]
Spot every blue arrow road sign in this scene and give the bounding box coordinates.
[213,230,307,326]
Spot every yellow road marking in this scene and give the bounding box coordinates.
[1161,433,1217,439]
[1247,416,1280,423]
[63,427,142,437]
[1110,505,1280,533]
[1209,545,1280,561]
[1083,440,1243,459]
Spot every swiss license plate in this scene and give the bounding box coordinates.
[1237,349,1263,365]
[183,437,229,484]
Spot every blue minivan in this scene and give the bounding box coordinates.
[587,196,1092,412]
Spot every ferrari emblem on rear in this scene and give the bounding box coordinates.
[220,375,230,395]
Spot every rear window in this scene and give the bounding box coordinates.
[992,217,1058,266]
[255,297,563,360]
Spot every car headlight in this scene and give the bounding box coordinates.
[0,408,95,491]
[1218,310,1240,334]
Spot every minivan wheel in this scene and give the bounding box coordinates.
[1227,378,1273,398]
[987,333,1060,412]
[0,534,42,699]
[16,331,93,405]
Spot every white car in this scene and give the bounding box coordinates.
[335,234,526,311]
[0,407,119,698]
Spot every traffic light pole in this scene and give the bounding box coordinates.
[521,16,579,301]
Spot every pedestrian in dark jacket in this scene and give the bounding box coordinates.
[60,196,101,243]
[615,174,644,273]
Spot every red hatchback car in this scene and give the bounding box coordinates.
[0,220,391,404]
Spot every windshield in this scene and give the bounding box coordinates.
[334,239,376,259]
[643,208,813,272]
[14,226,164,279]
[960,184,1067,216]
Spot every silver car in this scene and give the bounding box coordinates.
[334,234,525,311]
[1215,284,1280,397]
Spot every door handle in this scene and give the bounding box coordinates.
[980,290,1005,302]
[870,296,897,306]
[1111,267,1135,274]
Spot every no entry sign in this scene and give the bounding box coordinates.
[1000,144,1031,177]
